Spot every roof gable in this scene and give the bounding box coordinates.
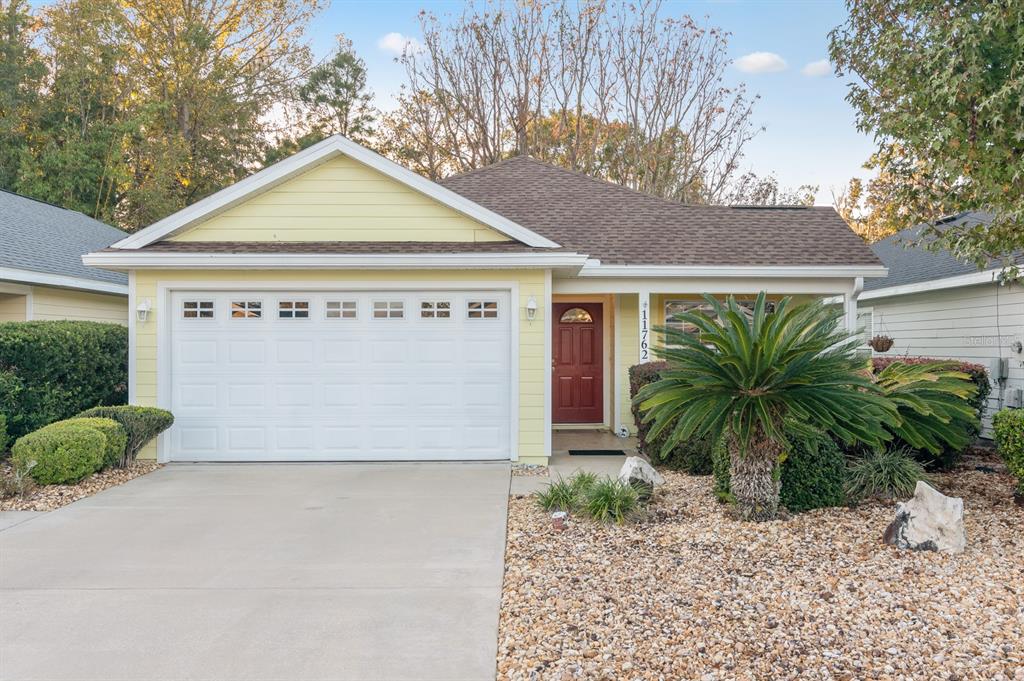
[112,136,560,250]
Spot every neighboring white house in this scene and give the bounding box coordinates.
[0,190,128,323]
[861,212,1024,437]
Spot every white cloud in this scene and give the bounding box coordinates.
[801,59,832,77]
[377,32,422,56]
[733,51,788,74]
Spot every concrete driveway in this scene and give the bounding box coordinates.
[0,463,511,681]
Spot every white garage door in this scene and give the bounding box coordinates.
[167,289,512,461]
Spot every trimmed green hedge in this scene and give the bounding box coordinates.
[629,361,713,474]
[0,321,128,439]
[713,433,848,513]
[11,421,106,485]
[65,417,127,469]
[77,406,173,466]
[993,408,1024,495]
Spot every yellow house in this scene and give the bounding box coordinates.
[84,136,886,465]
[1,190,128,324]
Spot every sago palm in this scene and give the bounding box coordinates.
[637,292,900,521]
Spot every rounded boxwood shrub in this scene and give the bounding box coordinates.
[76,406,173,466]
[0,321,127,439]
[780,436,847,512]
[11,422,106,485]
[65,417,127,469]
[992,408,1024,496]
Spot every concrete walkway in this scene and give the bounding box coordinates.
[0,463,511,681]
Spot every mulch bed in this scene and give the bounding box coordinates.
[0,462,162,512]
[498,461,1023,680]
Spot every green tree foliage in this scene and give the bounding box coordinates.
[829,0,1024,269]
[265,35,376,165]
[637,293,900,520]
[1,0,321,231]
[0,0,45,190]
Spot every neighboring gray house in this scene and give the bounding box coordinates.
[861,212,1024,436]
[0,190,128,324]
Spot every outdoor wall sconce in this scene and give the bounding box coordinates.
[525,296,538,322]
[136,299,152,324]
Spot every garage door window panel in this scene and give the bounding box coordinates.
[231,300,262,319]
[325,300,357,319]
[467,300,499,319]
[182,300,215,319]
[278,300,310,319]
[420,300,452,319]
[373,301,404,319]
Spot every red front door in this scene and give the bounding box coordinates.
[552,302,604,423]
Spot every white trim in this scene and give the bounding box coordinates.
[543,269,552,459]
[859,268,1002,300]
[613,294,624,435]
[110,135,560,250]
[83,251,588,271]
[152,279,521,463]
[554,276,862,295]
[0,266,128,295]
[127,271,136,403]
[577,262,889,279]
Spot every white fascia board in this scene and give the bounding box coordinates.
[577,263,890,279]
[111,135,560,250]
[859,268,1002,300]
[0,266,128,295]
[82,251,589,271]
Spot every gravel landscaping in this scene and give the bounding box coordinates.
[0,461,161,511]
[498,461,1023,680]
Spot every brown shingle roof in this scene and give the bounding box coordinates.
[440,156,881,267]
[127,241,550,254]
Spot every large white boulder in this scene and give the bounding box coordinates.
[618,456,665,488]
[882,481,967,554]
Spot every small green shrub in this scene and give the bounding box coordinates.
[536,476,581,512]
[580,477,640,524]
[65,417,127,469]
[0,412,8,453]
[76,406,173,466]
[11,422,106,485]
[993,408,1024,494]
[780,436,848,512]
[629,361,714,474]
[846,448,930,502]
[0,321,128,439]
[0,458,36,499]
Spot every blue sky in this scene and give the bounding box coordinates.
[316,0,874,206]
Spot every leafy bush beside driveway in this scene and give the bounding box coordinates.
[77,406,174,466]
[11,421,106,485]
[0,321,128,439]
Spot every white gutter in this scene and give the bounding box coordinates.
[577,262,889,279]
[0,266,128,296]
[82,251,591,271]
[859,268,1002,300]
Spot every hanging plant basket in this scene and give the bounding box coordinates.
[868,335,895,352]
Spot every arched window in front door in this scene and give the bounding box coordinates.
[559,307,593,323]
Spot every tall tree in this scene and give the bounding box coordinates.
[830,0,1024,271]
[15,0,134,223]
[0,0,45,192]
[265,35,376,165]
[389,0,759,203]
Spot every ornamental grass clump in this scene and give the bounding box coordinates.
[846,448,930,502]
[535,471,642,523]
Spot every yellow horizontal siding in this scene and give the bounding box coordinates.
[30,287,128,324]
[132,269,547,462]
[0,294,27,321]
[170,155,511,243]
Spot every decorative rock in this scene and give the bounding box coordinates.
[882,481,967,553]
[617,456,665,488]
